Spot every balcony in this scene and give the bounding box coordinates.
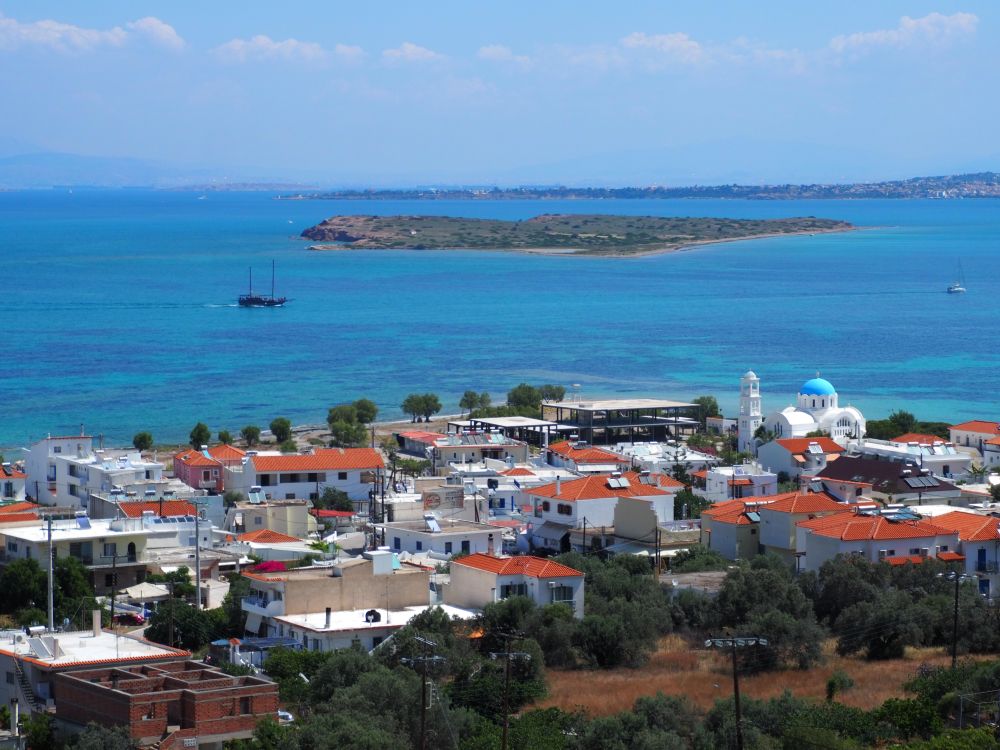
[241,595,284,616]
[976,561,1000,574]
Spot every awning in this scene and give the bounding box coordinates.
[120,582,171,602]
[530,521,572,546]
[244,613,263,635]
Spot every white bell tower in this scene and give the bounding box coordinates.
[738,370,763,454]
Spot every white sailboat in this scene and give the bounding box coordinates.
[947,260,967,294]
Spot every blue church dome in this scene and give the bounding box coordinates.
[800,377,836,396]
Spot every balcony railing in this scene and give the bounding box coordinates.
[976,561,1000,574]
[242,596,283,615]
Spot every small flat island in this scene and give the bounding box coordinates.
[301,214,853,257]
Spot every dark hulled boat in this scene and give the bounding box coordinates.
[239,261,287,307]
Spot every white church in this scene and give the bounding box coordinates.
[737,371,866,452]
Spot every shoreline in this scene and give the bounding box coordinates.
[306,224,856,259]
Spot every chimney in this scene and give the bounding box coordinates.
[325,607,332,629]
[487,533,495,557]
[555,476,561,495]
[92,609,102,637]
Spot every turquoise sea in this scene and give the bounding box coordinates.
[0,191,997,448]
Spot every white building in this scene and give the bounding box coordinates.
[25,435,165,509]
[443,553,585,619]
[853,437,970,479]
[378,516,501,558]
[692,464,778,503]
[610,442,718,475]
[1,463,27,503]
[757,437,845,479]
[949,420,1000,453]
[763,376,866,446]
[544,440,630,474]
[737,370,764,454]
[225,448,384,502]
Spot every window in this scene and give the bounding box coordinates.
[6,541,16,554]
[557,504,572,516]
[105,573,114,588]
[551,584,574,604]
[53,446,62,454]
[393,537,401,550]
[285,493,295,500]
[202,470,210,481]
[909,548,921,555]
[445,542,453,554]
[5,672,12,685]
[541,501,551,512]
[338,472,348,481]
[416,541,423,551]
[254,517,263,526]
[103,542,117,558]
[240,697,251,714]
[500,583,527,599]
[940,545,949,552]
[461,540,470,554]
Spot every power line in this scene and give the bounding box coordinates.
[705,636,768,750]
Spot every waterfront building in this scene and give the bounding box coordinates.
[225,447,384,502]
[949,420,1000,453]
[25,434,166,509]
[172,443,246,493]
[1,463,26,503]
[544,439,630,474]
[539,398,698,445]
[762,376,866,446]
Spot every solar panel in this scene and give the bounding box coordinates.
[423,513,442,533]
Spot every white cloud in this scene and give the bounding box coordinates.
[477,44,531,68]
[126,17,185,51]
[332,43,365,62]
[0,12,183,53]
[830,12,978,54]
[382,41,445,63]
[621,31,704,64]
[213,35,327,63]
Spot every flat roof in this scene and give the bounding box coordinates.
[0,629,186,667]
[469,417,558,428]
[376,519,497,534]
[544,398,695,411]
[3,521,151,543]
[276,604,477,634]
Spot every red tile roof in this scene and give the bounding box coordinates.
[937,550,966,562]
[399,431,445,444]
[173,449,220,468]
[798,512,954,541]
[528,471,668,501]
[252,448,384,472]
[500,468,536,477]
[892,433,948,445]
[455,553,582,578]
[0,501,39,515]
[774,437,845,454]
[758,491,843,514]
[309,509,355,518]
[0,513,41,523]
[930,511,1000,542]
[209,444,246,461]
[0,466,26,480]
[119,501,196,518]
[702,498,773,525]
[547,440,628,464]
[653,473,685,489]
[238,529,302,544]
[950,420,1000,434]
[884,555,925,566]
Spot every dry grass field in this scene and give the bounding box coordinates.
[536,635,967,717]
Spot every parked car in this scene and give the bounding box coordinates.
[277,710,294,725]
[112,612,145,626]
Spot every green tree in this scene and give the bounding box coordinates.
[54,556,98,625]
[0,558,45,615]
[22,713,56,750]
[673,487,712,520]
[241,424,261,447]
[538,384,566,402]
[147,566,196,599]
[279,438,298,453]
[990,483,1000,503]
[328,404,359,425]
[352,398,379,424]
[419,392,442,421]
[316,487,354,512]
[507,383,542,410]
[401,393,424,423]
[478,392,492,409]
[459,390,480,415]
[145,598,221,650]
[67,722,138,750]
[223,490,245,507]
[218,430,233,445]
[270,417,292,442]
[189,422,211,449]
[132,431,153,451]
[691,395,721,428]
[329,420,367,447]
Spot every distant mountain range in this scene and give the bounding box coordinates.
[283,172,1000,201]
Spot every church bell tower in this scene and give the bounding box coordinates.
[738,370,763,454]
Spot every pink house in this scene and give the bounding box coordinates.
[173,444,245,493]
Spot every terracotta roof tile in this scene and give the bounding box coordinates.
[885,555,925,566]
[759,491,843,514]
[528,471,668,501]
[252,448,384,472]
[172,449,220,468]
[0,466,26,480]
[119,501,196,518]
[797,512,955,541]
[930,510,1000,542]
[0,501,38,515]
[774,437,845,454]
[238,529,303,544]
[892,433,949,445]
[208,444,246,461]
[547,441,628,464]
[455,553,582,578]
[950,420,1000,434]
[500,468,536,477]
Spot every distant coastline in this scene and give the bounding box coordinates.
[279,171,1000,201]
[301,214,854,258]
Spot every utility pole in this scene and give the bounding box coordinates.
[492,634,532,750]
[402,635,445,750]
[46,515,54,632]
[705,636,768,750]
[102,551,131,627]
[938,571,970,669]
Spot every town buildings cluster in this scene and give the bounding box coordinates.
[0,370,997,746]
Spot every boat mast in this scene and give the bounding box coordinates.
[248,267,253,295]
[271,259,275,301]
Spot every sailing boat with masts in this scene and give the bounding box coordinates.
[238,261,288,307]
[947,260,967,294]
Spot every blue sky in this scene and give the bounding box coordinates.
[0,2,996,185]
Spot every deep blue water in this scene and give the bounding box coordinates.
[0,190,996,448]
